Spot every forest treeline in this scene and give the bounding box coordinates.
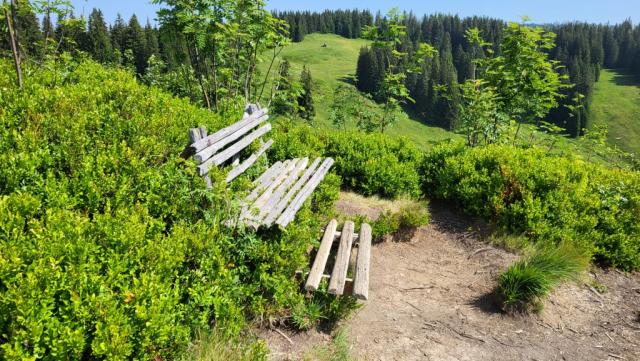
[4,5,640,136]
[276,10,640,136]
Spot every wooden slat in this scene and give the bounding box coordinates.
[189,108,268,153]
[353,223,372,300]
[247,159,300,212]
[226,139,273,183]
[328,221,355,295]
[189,128,213,189]
[193,113,269,163]
[248,158,310,227]
[275,158,334,227]
[197,123,271,176]
[262,158,322,227]
[189,128,202,143]
[246,160,291,203]
[305,219,338,291]
[255,161,283,187]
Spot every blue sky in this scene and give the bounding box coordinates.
[68,0,638,25]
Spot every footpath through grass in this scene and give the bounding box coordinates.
[591,69,640,155]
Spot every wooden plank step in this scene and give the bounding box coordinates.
[262,158,322,227]
[226,139,273,182]
[328,221,355,295]
[305,219,338,292]
[275,158,334,227]
[353,223,372,300]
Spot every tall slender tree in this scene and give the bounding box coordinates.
[87,8,113,63]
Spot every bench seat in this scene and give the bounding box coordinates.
[186,104,333,229]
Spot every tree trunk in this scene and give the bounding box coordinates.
[5,0,22,89]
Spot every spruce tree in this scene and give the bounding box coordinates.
[126,15,147,74]
[87,9,114,63]
[298,65,315,121]
[12,0,42,56]
[144,21,159,62]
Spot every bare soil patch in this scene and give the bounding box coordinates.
[261,192,640,361]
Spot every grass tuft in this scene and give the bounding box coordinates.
[498,243,589,313]
[182,330,268,361]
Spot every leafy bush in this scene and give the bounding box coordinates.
[422,142,640,270]
[369,199,430,240]
[498,243,589,313]
[0,59,340,359]
[271,119,424,198]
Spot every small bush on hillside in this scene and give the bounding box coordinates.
[370,200,431,241]
[270,120,424,199]
[498,243,589,313]
[422,142,640,270]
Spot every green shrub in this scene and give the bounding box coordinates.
[498,243,589,313]
[371,200,431,240]
[422,143,640,270]
[0,59,340,359]
[270,120,424,198]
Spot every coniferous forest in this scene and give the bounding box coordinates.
[4,5,640,136]
[276,10,640,136]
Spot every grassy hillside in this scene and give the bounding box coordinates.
[590,69,640,155]
[263,33,630,161]
[260,33,459,149]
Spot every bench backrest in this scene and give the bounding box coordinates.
[188,104,272,183]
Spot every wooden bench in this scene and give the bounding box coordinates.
[304,220,372,300]
[187,104,334,229]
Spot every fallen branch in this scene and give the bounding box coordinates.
[274,328,294,345]
[468,247,493,259]
[608,354,625,360]
[492,335,523,348]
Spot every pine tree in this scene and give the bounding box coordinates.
[272,59,297,115]
[87,8,114,63]
[11,0,42,56]
[298,65,315,121]
[110,14,128,56]
[126,15,147,74]
[54,12,87,54]
[144,21,159,61]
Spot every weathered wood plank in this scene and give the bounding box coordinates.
[226,139,273,183]
[189,128,213,188]
[353,223,372,300]
[197,123,271,176]
[328,221,355,295]
[246,159,300,213]
[189,128,202,143]
[255,161,283,187]
[246,160,291,203]
[262,158,322,227]
[193,113,269,163]
[305,219,338,291]
[334,232,359,240]
[189,108,268,153]
[275,158,334,227]
[247,158,310,227]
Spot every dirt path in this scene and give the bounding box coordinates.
[262,193,640,361]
